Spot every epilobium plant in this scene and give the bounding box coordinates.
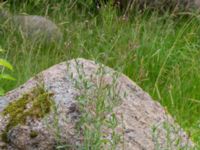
[0,47,15,96]
[69,60,122,150]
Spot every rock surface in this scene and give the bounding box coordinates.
[0,58,194,150]
[12,15,63,42]
[0,9,62,43]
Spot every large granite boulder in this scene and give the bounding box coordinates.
[0,58,194,149]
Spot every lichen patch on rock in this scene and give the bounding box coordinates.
[1,87,53,143]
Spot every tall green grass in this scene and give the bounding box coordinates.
[0,1,200,147]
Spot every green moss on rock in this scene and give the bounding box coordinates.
[1,87,53,143]
[30,130,38,138]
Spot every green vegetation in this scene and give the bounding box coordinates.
[0,47,15,95]
[73,63,121,149]
[1,87,53,143]
[0,0,200,148]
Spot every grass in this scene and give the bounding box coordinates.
[0,0,200,148]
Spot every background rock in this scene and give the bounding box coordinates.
[12,15,63,43]
[195,0,200,8]
[0,9,62,43]
[0,58,194,149]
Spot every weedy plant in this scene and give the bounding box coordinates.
[64,60,122,149]
[152,121,198,150]
[0,47,15,95]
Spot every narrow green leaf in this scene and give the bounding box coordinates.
[0,74,15,80]
[0,87,4,96]
[0,47,4,52]
[0,59,13,71]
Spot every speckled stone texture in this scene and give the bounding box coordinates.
[0,58,194,150]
